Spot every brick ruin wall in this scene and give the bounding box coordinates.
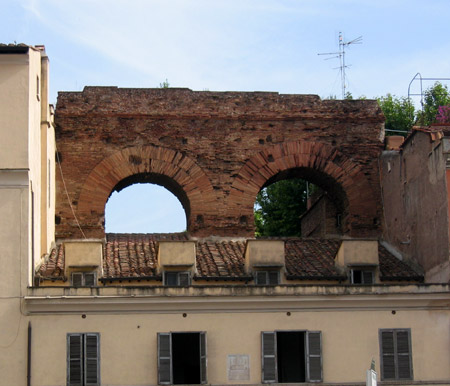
[54,87,385,239]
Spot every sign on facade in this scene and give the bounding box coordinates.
[227,354,250,381]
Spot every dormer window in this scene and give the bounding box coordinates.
[72,272,96,287]
[164,271,191,287]
[255,270,280,285]
[350,268,374,284]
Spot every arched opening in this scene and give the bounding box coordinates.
[105,173,189,234]
[254,167,347,237]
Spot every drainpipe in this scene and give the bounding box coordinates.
[27,321,32,386]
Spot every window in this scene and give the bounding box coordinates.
[164,271,191,286]
[158,332,207,384]
[67,333,100,386]
[255,271,280,285]
[261,331,322,383]
[350,269,374,284]
[36,75,40,101]
[72,272,97,287]
[379,329,413,380]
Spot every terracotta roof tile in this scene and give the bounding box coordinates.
[36,234,423,283]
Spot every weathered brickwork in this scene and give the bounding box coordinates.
[55,87,384,239]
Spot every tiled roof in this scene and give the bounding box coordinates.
[37,244,65,279]
[36,234,423,283]
[285,239,344,280]
[378,244,423,282]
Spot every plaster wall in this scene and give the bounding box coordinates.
[27,306,450,386]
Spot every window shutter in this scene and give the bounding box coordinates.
[363,271,374,284]
[396,330,412,379]
[380,330,396,379]
[199,332,207,384]
[158,333,172,384]
[84,273,96,287]
[179,272,190,286]
[84,333,100,386]
[72,273,83,287]
[261,332,277,383]
[67,334,83,386]
[256,271,267,285]
[306,331,322,382]
[268,271,279,285]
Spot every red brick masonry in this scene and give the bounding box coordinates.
[55,87,384,239]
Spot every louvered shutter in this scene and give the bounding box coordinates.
[363,271,374,284]
[158,333,172,384]
[84,333,100,386]
[72,273,83,287]
[268,271,279,285]
[179,272,190,286]
[306,331,322,382]
[84,273,96,287]
[396,330,412,379]
[380,330,396,379]
[261,332,277,383]
[68,334,83,386]
[200,332,207,384]
[256,271,267,285]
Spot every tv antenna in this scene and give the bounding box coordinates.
[318,32,362,99]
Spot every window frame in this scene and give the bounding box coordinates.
[163,271,191,287]
[379,328,413,381]
[67,332,100,386]
[71,272,97,288]
[261,330,322,383]
[350,268,374,284]
[157,331,207,385]
[254,270,280,286]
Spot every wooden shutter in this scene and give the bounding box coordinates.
[306,331,322,382]
[84,273,96,287]
[199,332,207,384]
[362,271,374,284]
[179,272,190,286]
[380,330,396,379]
[72,273,83,287]
[261,332,277,383]
[84,333,100,386]
[396,330,412,379]
[256,271,267,285]
[68,334,83,386]
[268,271,279,285]
[158,333,172,384]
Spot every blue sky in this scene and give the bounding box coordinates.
[3,0,450,233]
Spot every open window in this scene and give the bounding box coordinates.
[67,333,100,386]
[350,268,375,284]
[261,330,322,383]
[158,332,207,384]
[379,329,413,380]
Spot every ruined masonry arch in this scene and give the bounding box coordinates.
[77,145,215,230]
[230,140,379,235]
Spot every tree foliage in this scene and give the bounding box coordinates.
[377,94,415,136]
[416,82,450,125]
[255,179,308,237]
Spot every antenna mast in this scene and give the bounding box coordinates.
[318,32,362,99]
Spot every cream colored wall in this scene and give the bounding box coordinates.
[159,241,196,268]
[29,307,450,386]
[0,54,29,168]
[0,183,30,385]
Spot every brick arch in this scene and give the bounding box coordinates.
[77,145,215,234]
[229,140,380,236]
